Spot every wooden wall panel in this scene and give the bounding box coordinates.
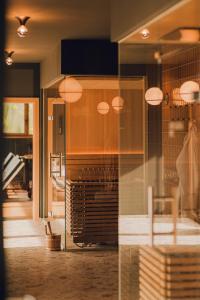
[66,89,119,154]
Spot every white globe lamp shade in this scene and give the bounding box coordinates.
[58,77,83,103]
[112,96,124,112]
[145,87,163,105]
[97,102,109,115]
[180,81,199,103]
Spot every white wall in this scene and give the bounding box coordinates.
[110,0,183,41]
[40,44,61,88]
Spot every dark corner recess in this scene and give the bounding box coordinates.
[61,39,118,76]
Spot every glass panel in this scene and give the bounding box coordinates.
[119,37,200,300]
[3,103,24,134]
[119,77,145,216]
[46,76,120,252]
[64,77,119,248]
[28,103,33,135]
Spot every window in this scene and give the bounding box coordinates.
[3,103,33,135]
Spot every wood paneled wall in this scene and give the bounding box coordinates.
[62,83,144,155]
[66,89,119,154]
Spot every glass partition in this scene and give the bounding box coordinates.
[45,76,121,251]
[119,77,146,216]
[119,41,200,300]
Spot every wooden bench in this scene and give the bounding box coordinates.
[139,245,200,300]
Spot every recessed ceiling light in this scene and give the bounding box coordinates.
[140,28,150,39]
[4,51,14,66]
[16,16,30,38]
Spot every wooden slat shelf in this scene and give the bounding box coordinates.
[66,177,118,244]
[51,155,119,245]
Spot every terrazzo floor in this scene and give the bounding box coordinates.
[4,220,118,300]
[5,247,118,300]
[120,246,139,300]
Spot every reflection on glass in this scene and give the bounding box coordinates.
[119,39,200,300]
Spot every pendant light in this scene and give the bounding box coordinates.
[4,51,14,66]
[145,57,164,105]
[145,87,163,105]
[16,16,30,37]
[58,77,83,103]
[180,80,199,103]
[112,96,124,112]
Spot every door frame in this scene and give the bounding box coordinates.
[47,98,65,213]
[4,98,40,220]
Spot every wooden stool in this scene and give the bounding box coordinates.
[139,245,200,300]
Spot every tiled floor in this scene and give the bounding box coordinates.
[5,247,118,300]
[120,246,139,300]
[4,220,118,300]
[6,215,200,300]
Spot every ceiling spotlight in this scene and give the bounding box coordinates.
[4,51,14,66]
[140,28,150,39]
[16,16,30,37]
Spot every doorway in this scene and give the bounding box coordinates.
[3,98,39,220]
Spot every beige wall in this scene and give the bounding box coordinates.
[110,0,182,41]
[40,44,61,88]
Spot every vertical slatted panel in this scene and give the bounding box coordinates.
[65,156,118,244]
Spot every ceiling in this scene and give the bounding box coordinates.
[5,0,110,62]
[122,0,200,44]
[119,0,200,64]
[5,0,200,65]
[120,43,195,64]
